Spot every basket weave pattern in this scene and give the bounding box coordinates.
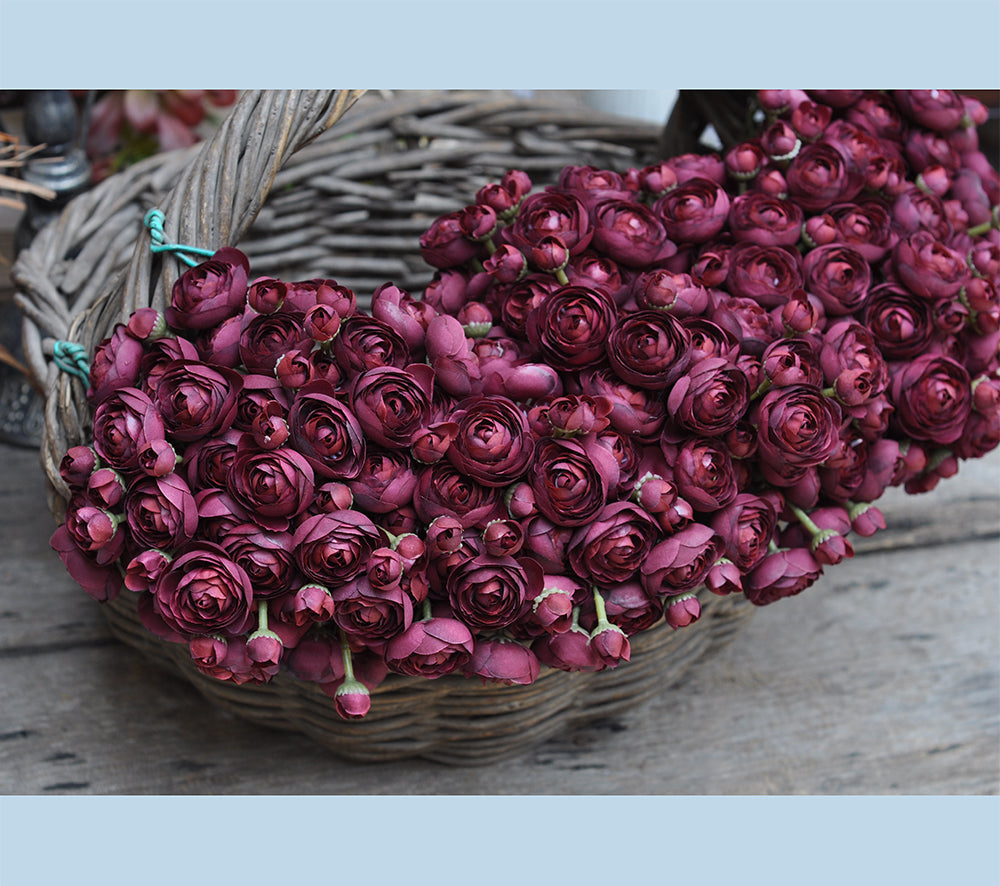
[15,90,754,763]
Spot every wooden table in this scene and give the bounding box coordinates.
[2,435,997,795]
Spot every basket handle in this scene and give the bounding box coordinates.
[111,89,365,323]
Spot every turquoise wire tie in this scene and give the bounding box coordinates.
[53,340,91,385]
[144,209,215,267]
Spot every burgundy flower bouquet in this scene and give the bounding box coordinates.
[28,89,1000,761]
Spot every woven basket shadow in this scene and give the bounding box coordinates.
[13,90,754,764]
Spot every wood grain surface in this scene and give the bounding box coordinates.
[2,438,997,796]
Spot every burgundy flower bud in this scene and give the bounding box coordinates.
[724,141,767,181]
[589,620,630,668]
[122,549,173,592]
[530,234,571,274]
[250,404,290,451]
[762,119,801,161]
[86,466,126,510]
[705,557,743,596]
[151,542,254,637]
[663,592,701,628]
[457,302,494,338]
[820,320,889,407]
[165,247,250,331]
[578,368,666,442]
[50,523,122,603]
[501,169,532,202]
[710,295,780,357]
[92,387,166,472]
[87,324,145,405]
[465,636,540,685]
[753,166,790,199]
[505,482,537,520]
[458,202,498,242]
[631,270,710,317]
[483,244,528,284]
[778,290,824,336]
[761,338,824,388]
[227,438,314,531]
[278,583,335,626]
[246,277,288,314]
[420,211,481,269]
[446,395,534,487]
[482,519,524,558]
[654,177,731,244]
[803,214,839,249]
[476,182,518,218]
[385,616,475,678]
[425,514,465,556]
[632,472,677,514]
[59,445,101,490]
[231,375,288,431]
[334,679,371,720]
[891,354,972,445]
[745,546,823,605]
[284,279,357,318]
[189,635,230,674]
[63,494,123,564]
[591,198,673,268]
[125,473,199,551]
[638,161,679,196]
[246,629,284,672]
[641,523,725,596]
[302,303,342,345]
[848,501,886,538]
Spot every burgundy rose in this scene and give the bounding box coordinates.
[465,636,540,685]
[607,309,691,390]
[153,360,243,443]
[413,461,501,529]
[890,354,972,445]
[726,243,804,310]
[527,284,617,370]
[683,318,740,365]
[86,466,126,510]
[819,320,889,407]
[631,270,710,317]
[349,364,434,450]
[893,232,968,301]
[760,339,824,389]
[727,193,804,248]
[165,247,250,331]
[385,616,475,678]
[87,323,144,405]
[371,283,434,353]
[278,583,336,627]
[567,501,660,587]
[285,381,367,480]
[710,295,780,357]
[496,274,560,338]
[654,177,731,244]
[238,310,312,376]
[785,141,862,212]
[508,190,593,256]
[345,448,418,514]
[863,284,935,360]
[590,198,673,267]
[447,554,540,632]
[533,624,604,672]
[753,384,843,485]
[579,368,667,442]
[227,437,315,531]
[220,523,298,600]
[801,244,872,317]
[331,575,413,643]
[710,493,778,572]
[91,387,166,472]
[827,200,897,263]
[667,356,750,436]
[59,445,100,490]
[195,314,242,369]
[283,279,357,317]
[123,549,173,593]
[745,547,823,606]
[446,395,534,487]
[292,510,383,588]
[530,437,615,528]
[420,211,481,269]
[64,493,125,565]
[151,542,254,637]
[640,523,725,596]
[246,277,288,314]
[671,438,739,513]
[333,315,410,378]
[124,473,199,551]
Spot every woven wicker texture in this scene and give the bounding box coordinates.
[13,89,754,763]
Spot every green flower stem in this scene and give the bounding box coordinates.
[926,447,954,473]
[339,630,356,683]
[256,599,269,633]
[422,599,433,622]
[591,587,611,628]
[554,268,570,286]
[750,378,773,401]
[768,539,781,555]
[788,504,821,536]
[481,237,497,256]
[821,386,837,399]
[966,208,999,237]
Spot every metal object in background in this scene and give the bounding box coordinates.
[2,90,92,447]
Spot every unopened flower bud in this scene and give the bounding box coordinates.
[664,592,701,628]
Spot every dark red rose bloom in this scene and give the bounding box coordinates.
[654,177,731,244]
[683,318,740,366]
[286,381,366,480]
[446,395,534,487]
[413,461,502,529]
[219,523,298,600]
[557,165,631,207]
[671,437,739,513]
[227,437,315,531]
[530,437,615,528]
[666,153,726,186]
[760,339,824,389]
[151,542,255,638]
[385,616,475,678]
[87,323,144,406]
[893,232,968,301]
[785,141,862,212]
[152,359,243,443]
[568,501,660,587]
[827,200,897,263]
[527,284,617,370]
[726,243,804,310]
[283,278,357,318]
[63,493,126,565]
[745,547,823,606]
[184,428,241,490]
[165,247,250,331]
[292,510,383,588]
[607,309,691,390]
[667,356,750,437]
[419,211,481,269]
[533,394,612,439]
[238,310,312,375]
[349,364,434,450]
[590,198,673,268]
[753,384,843,485]
[819,320,889,407]
[92,387,166,472]
[124,473,200,552]
[333,315,410,379]
[345,448,417,514]
[710,493,778,572]
[331,575,413,643]
[890,354,972,446]
[578,368,667,442]
[447,554,541,633]
[508,189,594,256]
[465,636,540,685]
[801,244,872,317]
[59,445,100,490]
[710,294,780,357]
[640,523,725,596]
[863,284,935,360]
[567,251,626,303]
[727,193,804,248]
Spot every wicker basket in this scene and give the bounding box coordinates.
[14,89,755,764]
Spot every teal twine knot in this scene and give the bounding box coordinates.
[53,341,91,386]
[143,208,215,267]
